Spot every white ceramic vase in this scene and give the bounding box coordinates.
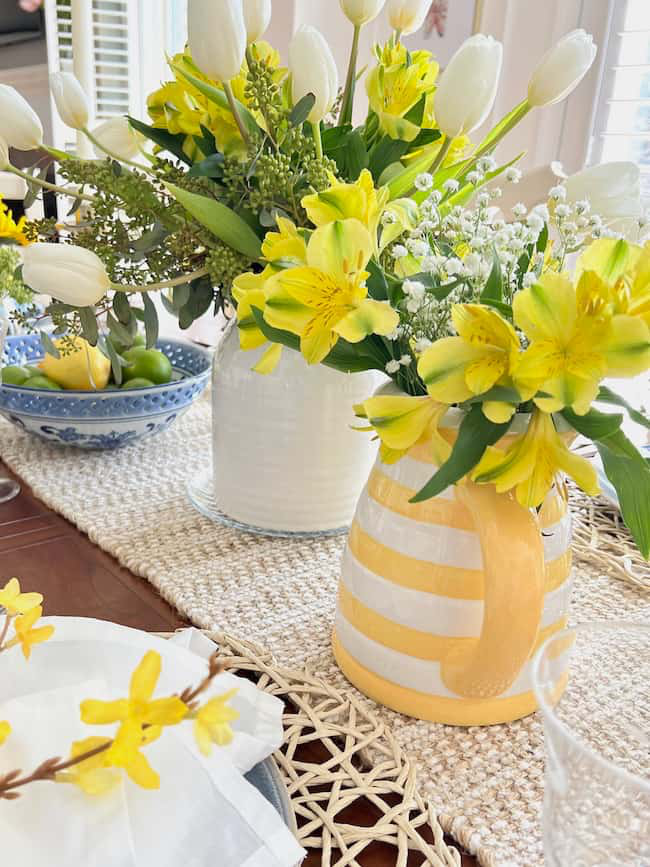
[211,321,380,534]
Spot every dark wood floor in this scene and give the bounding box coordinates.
[0,459,475,866]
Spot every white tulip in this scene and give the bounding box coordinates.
[0,84,43,151]
[289,26,338,124]
[565,161,643,221]
[91,117,144,162]
[434,35,503,138]
[243,0,271,43]
[340,0,386,26]
[22,243,111,307]
[188,0,247,82]
[50,72,89,131]
[0,136,9,171]
[528,29,597,107]
[386,0,430,36]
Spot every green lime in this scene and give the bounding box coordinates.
[23,375,62,390]
[121,377,155,389]
[24,366,43,377]
[2,365,31,386]
[113,333,146,356]
[122,347,172,385]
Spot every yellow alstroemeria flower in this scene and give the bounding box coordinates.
[354,393,451,465]
[6,606,54,659]
[149,44,284,160]
[0,721,10,745]
[577,237,650,325]
[193,689,239,756]
[56,737,121,795]
[104,720,162,790]
[514,272,650,415]
[261,217,308,265]
[472,409,600,508]
[0,577,43,616]
[80,650,188,729]
[366,42,439,142]
[263,218,399,364]
[0,198,30,246]
[418,304,523,415]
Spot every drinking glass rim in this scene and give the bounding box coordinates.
[531,619,650,793]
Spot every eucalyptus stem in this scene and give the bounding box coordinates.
[7,165,96,203]
[81,127,147,172]
[429,136,452,177]
[223,80,250,145]
[114,266,210,294]
[338,23,361,127]
[311,122,323,160]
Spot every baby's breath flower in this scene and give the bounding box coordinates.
[477,192,491,207]
[403,279,426,298]
[467,170,482,186]
[414,337,432,353]
[478,156,497,173]
[445,257,464,276]
[399,354,412,366]
[414,172,434,191]
[505,167,522,183]
[555,203,571,219]
[512,203,527,219]
[527,212,545,232]
[392,244,408,259]
[428,190,443,204]
[381,210,397,225]
[490,187,503,199]
[443,178,460,194]
[574,199,590,215]
[549,184,567,201]
[385,359,401,374]
[407,239,429,258]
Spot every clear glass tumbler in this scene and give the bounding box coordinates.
[532,621,650,867]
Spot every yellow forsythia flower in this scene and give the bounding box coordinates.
[193,690,239,756]
[104,720,162,789]
[6,606,54,659]
[56,737,121,795]
[0,578,43,616]
[81,650,188,729]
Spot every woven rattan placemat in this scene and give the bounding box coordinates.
[1,399,648,866]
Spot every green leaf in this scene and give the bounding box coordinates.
[140,293,159,349]
[178,276,214,329]
[561,407,650,558]
[172,283,191,311]
[598,432,650,559]
[106,311,133,348]
[473,99,529,158]
[440,152,525,216]
[113,291,132,326]
[368,136,410,182]
[597,385,650,430]
[100,335,126,386]
[480,247,503,303]
[39,331,60,359]
[343,130,370,180]
[165,182,262,260]
[171,63,260,138]
[387,143,442,200]
[78,307,99,346]
[536,223,549,253]
[128,116,192,165]
[188,153,224,178]
[561,406,624,441]
[463,385,521,405]
[289,93,316,127]
[410,405,511,502]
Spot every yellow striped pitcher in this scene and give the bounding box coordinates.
[333,414,572,726]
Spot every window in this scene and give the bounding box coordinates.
[589,0,650,196]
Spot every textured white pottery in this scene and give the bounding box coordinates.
[212,321,380,533]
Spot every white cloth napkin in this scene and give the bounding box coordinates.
[0,618,304,867]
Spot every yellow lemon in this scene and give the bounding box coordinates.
[39,337,111,390]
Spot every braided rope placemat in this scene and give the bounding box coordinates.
[0,400,648,866]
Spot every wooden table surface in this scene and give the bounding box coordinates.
[0,459,476,867]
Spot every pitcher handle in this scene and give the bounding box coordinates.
[440,480,545,699]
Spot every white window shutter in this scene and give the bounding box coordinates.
[44,0,169,153]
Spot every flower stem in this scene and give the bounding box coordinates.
[429,136,452,177]
[81,126,148,172]
[7,165,96,203]
[311,122,323,160]
[339,23,361,127]
[223,80,250,145]
[113,266,210,293]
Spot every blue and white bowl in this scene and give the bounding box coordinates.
[0,335,211,449]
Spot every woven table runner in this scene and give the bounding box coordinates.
[1,399,648,867]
